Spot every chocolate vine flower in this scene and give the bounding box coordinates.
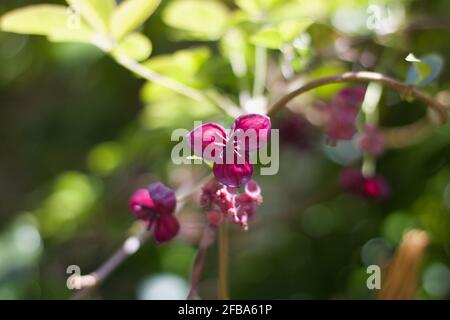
[339,167,390,200]
[357,124,385,157]
[200,178,263,230]
[128,182,179,243]
[325,87,366,144]
[189,113,271,187]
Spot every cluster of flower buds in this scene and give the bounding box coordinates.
[339,167,390,200]
[200,178,263,231]
[325,86,366,144]
[128,182,179,243]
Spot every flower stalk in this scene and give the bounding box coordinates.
[218,222,230,300]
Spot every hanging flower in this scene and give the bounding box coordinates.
[128,182,179,243]
[325,87,366,144]
[339,167,390,200]
[200,178,263,230]
[188,114,271,188]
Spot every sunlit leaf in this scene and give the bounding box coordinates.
[250,28,283,49]
[110,0,161,40]
[406,53,444,87]
[162,0,230,40]
[0,4,93,43]
[278,19,313,42]
[66,0,115,34]
[112,32,152,61]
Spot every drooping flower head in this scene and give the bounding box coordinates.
[189,113,271,188]
[325,87,366,144]
[357,124,385,157]
[128,182,179,243]
[339,167,390,200]
[200,178,263,230]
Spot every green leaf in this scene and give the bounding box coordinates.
[112,32,152,61]
[141,47,210,102]
[0,4,93,43]
[110,0,161,40]
[405,53,432,84]
[278,19,312,42]
[250,28,283,49]
[66,0,116,34]
[162,0,230,40]
[139,96,217,129]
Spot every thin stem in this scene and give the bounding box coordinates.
[70,174,210,299]
[115,53,204,101]
[267,71,448,125]
[218,222,229,300]
[187,225,217,300]
[114,53,238,117]
[253,46,267,98]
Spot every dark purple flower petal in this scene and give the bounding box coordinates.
[188,122,227,161]
[147,182,176,215]
[128,188,155,219]
[213,161,254,188]
[153,214,180,243]
[231,113,271,151]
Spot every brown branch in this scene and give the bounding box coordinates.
[187,225,217,300]
[267,71,449,125]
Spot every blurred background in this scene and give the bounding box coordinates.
[0,0,449,299]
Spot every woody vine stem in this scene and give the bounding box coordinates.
[71,55,448,300]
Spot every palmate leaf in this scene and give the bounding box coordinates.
[0,4,93,43]
[162,0,230,40]
[66,0,116,34]
[110,0,161,40]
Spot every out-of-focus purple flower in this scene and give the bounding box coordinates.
[357,124,385,157]
[200,178,263,230]
[339,167,390,200]
[325,87,366,144]
[335,86,366,109]
[188,114,271,187]
[128,182,179,243]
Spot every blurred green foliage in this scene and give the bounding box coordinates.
[0,0,449,300]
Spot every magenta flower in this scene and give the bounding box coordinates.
[339,167,390,200]
[189,113,271,187]
[357,124,385,157]
[325,87,366,144]
[200,178,263,230]
[128,182,179,243]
